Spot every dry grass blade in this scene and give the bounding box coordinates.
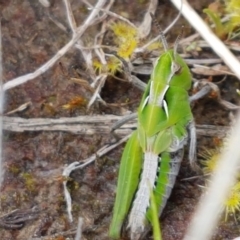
[184,113,240,240]
[87,74,107,108]
[192,64,235,76]
[5,102,32,115]
[75,217,83,240]
[62,0,77,32]
[137,0,158,39]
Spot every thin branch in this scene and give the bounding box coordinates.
[87,74,107,108]
[0,207,39,229]
[2,115,135,137]
[62,0,94,78]
[185,58,223,65]
[87,7,137,29]
[3,29,82,91]
[74,1,115,83]
[62,0,77,32]
[5,102,31,115]
[192,64,235,76]
[94,23,108,65]
[85,0,115,27]
[75,217,83,240]
[3,0,108,92]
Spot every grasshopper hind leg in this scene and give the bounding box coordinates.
[157,149,184,216]
[138,149,184,240]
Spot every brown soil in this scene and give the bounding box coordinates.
[0,1,239,240]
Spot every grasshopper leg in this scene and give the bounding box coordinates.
[109,113,137,144]
[189,84,211,103]
[111,112,137,132]
[109,131,143,239]
[188,120,197,168]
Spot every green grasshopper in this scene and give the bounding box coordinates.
[109,27,196,240]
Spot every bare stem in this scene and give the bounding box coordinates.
[0,21,3,188]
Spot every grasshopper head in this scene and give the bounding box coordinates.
[168,28,192,90]
[169,49,192,90]
[151,49,191,91]
[151,25,192,90]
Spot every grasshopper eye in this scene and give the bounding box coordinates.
[171,61,181,75]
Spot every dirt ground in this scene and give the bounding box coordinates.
[0,1,240,240]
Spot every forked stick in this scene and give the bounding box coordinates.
[3,0,108,91]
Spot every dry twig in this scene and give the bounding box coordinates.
[0,207,39,229]
[3,0,108,92]
[62,134,130,222]
[75,217,83,240]
[3,115,230,138]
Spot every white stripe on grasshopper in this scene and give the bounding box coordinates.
[151,56,170,107]
[155,84,169,107]
[128,151,159,237]
[166,54,181,83]
[141,95,149,112]
[151,60,179,108]
[163,100,169,119]
[171,61,181,75]
[149,79,170,107]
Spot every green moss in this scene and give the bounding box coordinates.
[21,172,37,193]
[8,164,21,175]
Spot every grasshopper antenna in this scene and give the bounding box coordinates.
[173,25,184,60]
[163,0,183,35]
[150,12,168,52]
